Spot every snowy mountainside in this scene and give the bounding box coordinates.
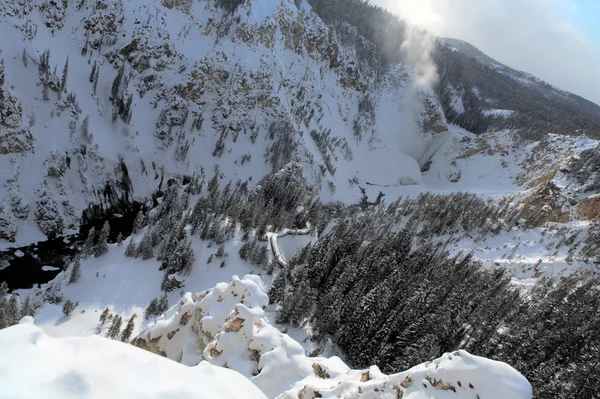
[437,38,600,138]
[421,128,600,276]
[0,317,268,399]
[1,1,600,398]
[0,155,595,397]
[0,0,445,243]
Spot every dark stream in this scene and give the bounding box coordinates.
[0,201,144,291]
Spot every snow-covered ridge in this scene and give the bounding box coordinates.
[0,317,267,399]
[135,275,531,399]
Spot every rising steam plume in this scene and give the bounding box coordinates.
[401,26,439,88]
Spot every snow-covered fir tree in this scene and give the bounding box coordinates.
[107,315,123,339]
[144,298,158,320]
[83,226,96,257]
[62,300,76,317]
[132,211,145,234]
[99,307,111,324]
[68,256,82,284]
[20,295,35,319]
[95,221,110,257]
[119,314,136,342]
[124,239,136,257]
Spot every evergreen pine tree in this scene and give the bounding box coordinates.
[0,307,7,329]
[160,274,176,292]
[111,63,124,101]
[95,221,110,257]
[93,66,99,95]
[89,61,97,83]
[269,271,287,305]
[0,281,8,297]
[132,211,145,234]
[164,238,195,275]
[136,233,154,260]
[0,296,8,317]
[81,115,90,142]
[157,294,169,314]
[68,256,82,284]
[8,295,19,326]
[124,239,136,257]
[239,240,255,261]
[22,48,28,67]
[120,314,137,342]
[20,295,35,319]
[61,56,69,92]
[99,307,110,324]
[107,315,122,339]
[116,233,124,246]
[42,79,49,102]
[62,300,76,317]
[83,226,96,257]
[215,245,225,258]
[144,298,158,320]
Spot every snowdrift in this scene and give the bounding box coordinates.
[136,275,532,399]
[0,317,267,399]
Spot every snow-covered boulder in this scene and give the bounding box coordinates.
[136,274,313,398]
[0,319,267,399]
[281,350,532,399]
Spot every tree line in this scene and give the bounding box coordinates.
[270,206,600,398]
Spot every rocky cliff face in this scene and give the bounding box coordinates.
[0,0,446,243]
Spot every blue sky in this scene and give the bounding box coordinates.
[566,0,600,43]
[374,0,600,105]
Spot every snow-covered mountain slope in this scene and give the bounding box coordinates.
[1,1,599,398]
[437,38,600,138]
[1,157,592,398]
[0,0,448,244]
[0,317,267,399]
[416,127,600,276]
[1,0,598,280]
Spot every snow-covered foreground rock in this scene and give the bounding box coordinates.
[135,275,532,399]
[282,350,532,399]
[0,317,267,399]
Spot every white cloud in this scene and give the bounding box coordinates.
[372,0,600,105]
